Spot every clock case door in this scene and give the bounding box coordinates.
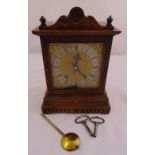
[32,7,121,114]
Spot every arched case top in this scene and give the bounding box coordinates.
[32,7,121,36]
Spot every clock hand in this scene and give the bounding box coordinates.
[73,52,81,62]
[76,68,86,79]
[72,52,81,69]
[71,61,78,73]
[72,54,86,78]
[71,61,86,78]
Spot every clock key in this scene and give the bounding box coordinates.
[75,115,94,137]
[89,116,105,137]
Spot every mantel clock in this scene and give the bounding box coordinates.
[32,7,121,114]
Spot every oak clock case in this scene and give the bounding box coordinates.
[32,7,121,114]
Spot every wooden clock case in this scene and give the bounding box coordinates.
[32,7,121,114]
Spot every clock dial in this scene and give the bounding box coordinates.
[49,43,103,88]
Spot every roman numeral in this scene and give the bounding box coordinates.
[90,74,94,77]
[53,66,59,68]
[91,56,98,59]
[75,44,78,51]
[54,55,61,59]
[57,74,62,77]
[93,66,98,68]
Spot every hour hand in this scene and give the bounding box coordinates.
[73,52,81,62]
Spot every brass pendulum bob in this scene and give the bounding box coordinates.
[41,114,80,151]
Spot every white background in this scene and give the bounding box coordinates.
[0,0,155,155]
[29,0,127,55]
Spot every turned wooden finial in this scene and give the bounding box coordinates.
[106,16,113,27]
[39,16,46,28]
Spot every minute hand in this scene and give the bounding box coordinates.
[76,67,86,79]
